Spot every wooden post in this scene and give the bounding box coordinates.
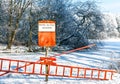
[38,20,56,81]
[45,47,48,82]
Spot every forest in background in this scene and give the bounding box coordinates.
[0,0,120,51]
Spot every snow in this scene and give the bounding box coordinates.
[0,39,120,84]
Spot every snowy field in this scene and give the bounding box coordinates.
[0,39,120,84]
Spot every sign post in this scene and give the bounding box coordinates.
[38,20,56,81]
[45,47,48,81]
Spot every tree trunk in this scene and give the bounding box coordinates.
[6,0,13,49]
[7,30,17,49]
[6,22,19,49]
[28,27,33,52]
[28,3,33,52]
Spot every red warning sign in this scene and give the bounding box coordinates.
[38,20,56,47]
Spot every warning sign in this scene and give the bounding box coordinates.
[38,20,56,47]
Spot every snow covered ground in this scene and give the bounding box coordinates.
[0,39,120,84]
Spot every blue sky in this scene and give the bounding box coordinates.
[99,0,120,14]
[75,0,120,14]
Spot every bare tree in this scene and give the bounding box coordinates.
[58,1,104,48]
[6,0,31,49]
[27,1,39,51]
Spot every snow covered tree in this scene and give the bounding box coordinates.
[102,14,119,38]
[58,1,104,48]
[36,0,102,49]
[0,0,8,43]
[116,15,120,37]
[1,0,116,50]
[5,0,31,49]
[37,0,73,47]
